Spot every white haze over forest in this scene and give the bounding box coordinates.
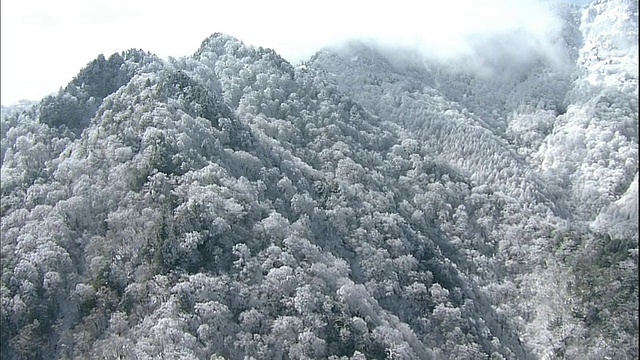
[2,0,592,106]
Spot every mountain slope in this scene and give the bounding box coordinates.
[2,36,530,360]
[1,2,638,359]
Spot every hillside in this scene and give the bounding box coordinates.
[1,1,637,359]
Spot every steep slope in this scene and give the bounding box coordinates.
[306,0,638,358]
[0,2,637,359]
[2,34,534,359]
[535,0,639,220]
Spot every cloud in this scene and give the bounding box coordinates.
[1,0,580,105]
[321,0,572,76]
[226,0,574,75]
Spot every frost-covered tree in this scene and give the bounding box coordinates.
[1,4,637,358]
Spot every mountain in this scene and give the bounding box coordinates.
[1,1,637,359]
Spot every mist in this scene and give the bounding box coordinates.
[296,0,576,77]
[1,0,586,105]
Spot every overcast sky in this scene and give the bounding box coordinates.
[1,0,593,106]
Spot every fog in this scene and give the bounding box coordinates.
[1,0,591,105]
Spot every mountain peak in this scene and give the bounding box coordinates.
[193,32,245,58]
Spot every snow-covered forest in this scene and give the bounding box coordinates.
[1,0,637,359]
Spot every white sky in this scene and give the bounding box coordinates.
[1,0,592,106]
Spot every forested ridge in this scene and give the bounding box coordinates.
[1,0,637,359]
